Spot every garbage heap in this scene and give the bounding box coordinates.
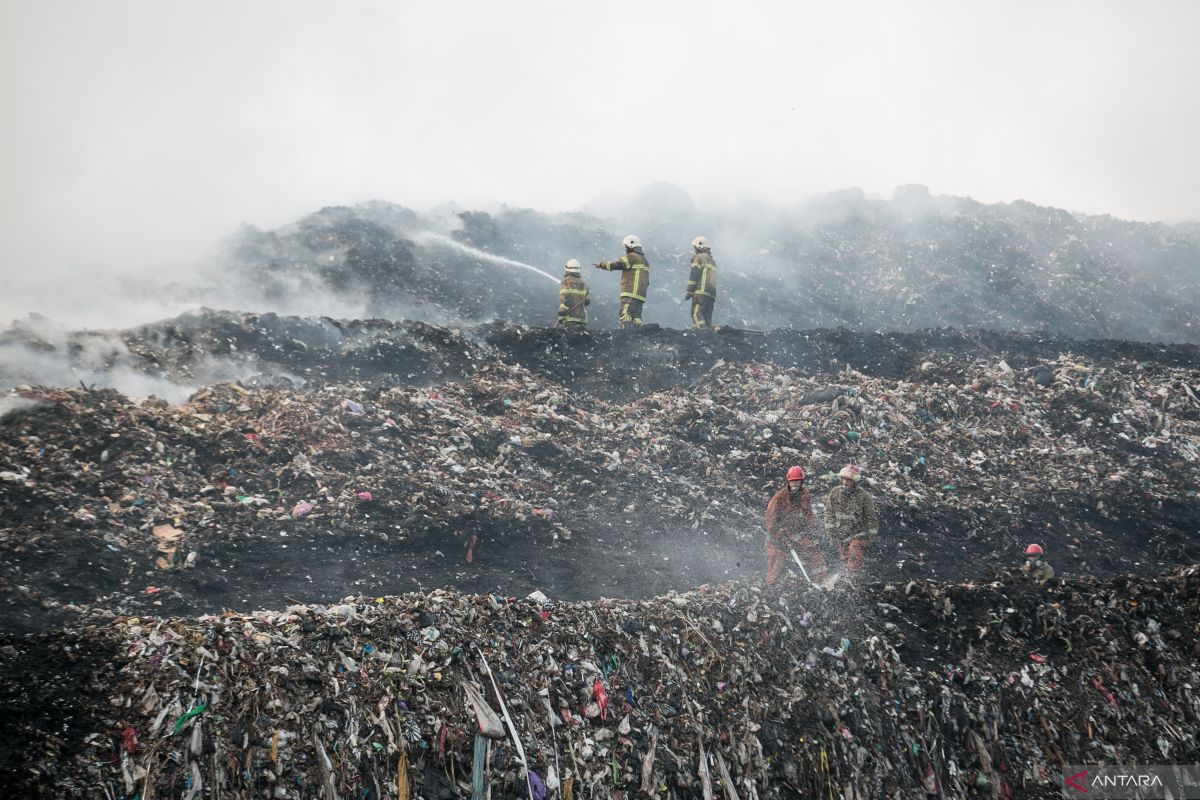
[677,353,1200,574]
[2,346,1199,630]
[218,198,1200,343]
[3,567,1198,799]
[0,311,486,393]
[7,310,1199,404]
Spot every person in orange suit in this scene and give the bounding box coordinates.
[764,466,821,585]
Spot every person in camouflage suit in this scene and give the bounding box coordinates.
[593,234,650,328]
[685,236,717,329]
[1021,543,1055,584]
[556,259,590,327]
[823,464,878,573]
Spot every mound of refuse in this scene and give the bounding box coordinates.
[3,308,1199,400]
[2,311,1199,795]
[1,568,1197,798]
[2,317,1198,636]
[0,311,486,400]
[217,191,1200,343]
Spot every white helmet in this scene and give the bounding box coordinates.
[622,234,642,250]
[692,236,710,251]
[838,465,863,482]
[564,258,581,275]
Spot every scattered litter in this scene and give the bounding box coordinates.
[1,567,1196,797]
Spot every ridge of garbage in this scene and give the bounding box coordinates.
[1,314,1198,797]
[2,318,1197,635]
[220,196,1200,343]
[1,570,1197,798]
[4,311,1199,399]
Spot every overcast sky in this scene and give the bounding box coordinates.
[2,0,1199,280]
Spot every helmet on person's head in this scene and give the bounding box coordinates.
[564,259,581,275]
[838,465,862,482]
[622,234,642,251]
[786,466,805,482]
[1025,543,1044,558]
[692,236,710,251]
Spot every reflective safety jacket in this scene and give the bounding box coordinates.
[823,484,879,542]
[597,249,650,302]
[765,487,815,546]
[687,250,717,298]
[558,275,590,324]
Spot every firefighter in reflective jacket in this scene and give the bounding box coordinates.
[557,259,590,327]
[685,236,717,329]
[823,464,878,573]
[764,466,821,585]
[593,234,650,328]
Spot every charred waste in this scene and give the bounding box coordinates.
[1,192,1199,799]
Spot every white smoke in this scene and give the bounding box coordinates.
[0,395,42,420]
[0,314,303,403]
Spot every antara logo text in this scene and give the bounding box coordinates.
[1094,774,1164,788]
[1064,769,1166,792]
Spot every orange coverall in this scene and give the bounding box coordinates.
[764,486,821,585]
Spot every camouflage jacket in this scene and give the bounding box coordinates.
[823,485,879,542]
[1021,559,1055,584]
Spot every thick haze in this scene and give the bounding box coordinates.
[1,1,1199,318]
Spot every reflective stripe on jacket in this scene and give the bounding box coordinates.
[687,250,717,298]
[558,276,590,323]
[598,249,650,302]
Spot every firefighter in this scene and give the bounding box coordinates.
[685,236,717,329]
[556,259,590,327]
[1021,543,1055,584]
[593,235,650,328]
[764,466,820,585]
[823,465,878,573]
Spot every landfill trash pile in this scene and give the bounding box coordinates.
[4,187,1199,795]
[225,203,616,327]
[1,567,1197,799]
[0,362,758,634]
[0,310,486,396]
[214,191,1200,342]
[483,323,1200,400]
[2,317,1197,636]
[4,308,1199,401]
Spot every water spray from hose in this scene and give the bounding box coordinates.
[415,232,560,285]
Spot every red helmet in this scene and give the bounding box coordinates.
[786,466,805,481]
[1024,543,1044,557]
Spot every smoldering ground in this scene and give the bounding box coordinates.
[4,187,1200,380]
[2,319,1196,635]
